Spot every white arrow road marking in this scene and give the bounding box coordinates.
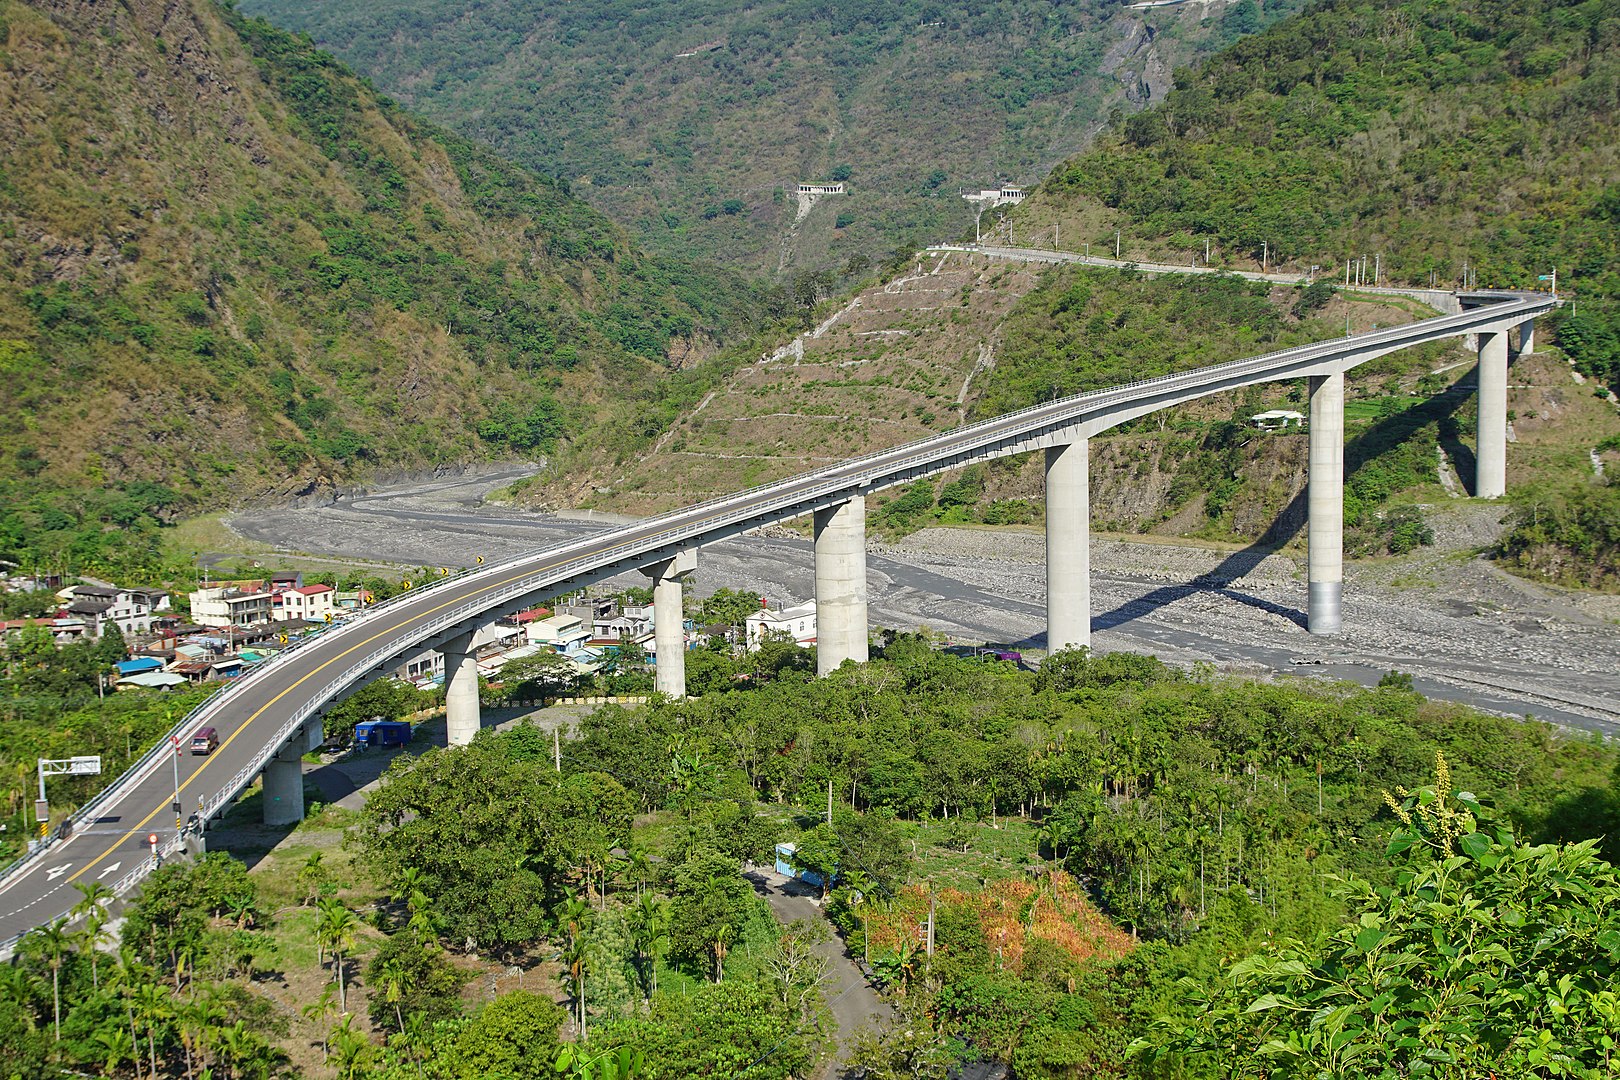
[45,864,71,881]
[97,862,121,879]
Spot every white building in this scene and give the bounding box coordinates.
[59,585,170,637]
[277,584,336,623]
[190,586,273,628]
[527,613,592,653]
[745,599,817,652]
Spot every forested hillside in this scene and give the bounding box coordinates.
[1007,0,1620,585]
[238,0,1305,276]
[0,0,762,578]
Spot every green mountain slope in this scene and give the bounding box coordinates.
[1003,0,1620,583]
[0,0,759,576]
[237,0,1306,277]
[1017,0,1619,378]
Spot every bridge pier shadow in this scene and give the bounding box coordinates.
[1079,370,1478,635]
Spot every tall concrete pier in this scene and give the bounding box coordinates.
[443,630,481,746]
[814,495,869,674]
[1045,440,1090,652]
[1476,330,1509,499]
[1307,372,1345,635]
[262,720,321,825]
[643,549,697,697]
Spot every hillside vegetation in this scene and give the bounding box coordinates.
[0,0,762,578]
[11,643,1619,1077]
[238,0,1307,277]
[1006,0,1620,583]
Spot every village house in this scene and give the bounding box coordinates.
[276,583,336,623]
[745,599,817,651]
[190,584,273,628]
[55,584,171,638]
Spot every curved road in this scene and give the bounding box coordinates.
[0,295,1552,946]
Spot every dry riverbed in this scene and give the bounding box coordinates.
[228,475,1620,735]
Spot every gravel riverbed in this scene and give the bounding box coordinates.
[229,475,1620,736]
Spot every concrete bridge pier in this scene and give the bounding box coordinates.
[443,630,482,746]
[263,719,322,825]
[814,495,869,674]
[1476,330,1509,499]
[1518,319,1535,356]
[1308,371,1345,635]
[1045,440,1090,652]
[643,549,697,697]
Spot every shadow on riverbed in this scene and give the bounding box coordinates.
[1033,365,1481,642]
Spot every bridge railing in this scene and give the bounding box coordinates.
[0,293,1553,931]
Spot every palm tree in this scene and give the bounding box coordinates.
[109,947,153,1080]
[72,880,115,989]
[375,952,410,1034]
[93,1027,138,1078]
[131,979,171,1078]
[625,893,667,1003]
[29,918,72,1041]
[839,868,877,966]
[711,923,732,983]
[316,899,359,1014]
[391,867,425,908]
[300,986,336,1064]
[625,847,653,900]
[329,1014,373,1080]
[560,893,591,1038]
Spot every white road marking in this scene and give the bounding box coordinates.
[97,862,121,879]
[45,864,71,881]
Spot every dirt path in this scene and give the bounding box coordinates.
[744,865,892,1077]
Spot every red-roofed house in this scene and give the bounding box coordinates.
[277,584,335,623]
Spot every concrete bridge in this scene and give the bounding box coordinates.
[0,292,1551,949]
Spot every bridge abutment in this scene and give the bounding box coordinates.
[1045,440,1090,652]
[1476,330,1509,499]
[814,495,869,674]
[443,630,482,746]
[1308,372,1345,635]
[643,549,697,697]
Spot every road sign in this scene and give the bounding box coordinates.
[439,566,450,577]
[1537,275,1554,280]
[34,799,48,823]
[63,756,101,776]
[476,555,485,565]
[147,833,158,847]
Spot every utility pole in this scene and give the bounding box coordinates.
[827,778,834,826]
[926,890,936,956]
[1053,223,1059,251]
[1115,230,1120,259]
[170,736,182,829]
[1205,235,1211,264]
[1375,252,1381,286]
[553,727,561,774]
[1262,240,1268,274]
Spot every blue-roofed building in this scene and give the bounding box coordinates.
[115,657,163,677]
